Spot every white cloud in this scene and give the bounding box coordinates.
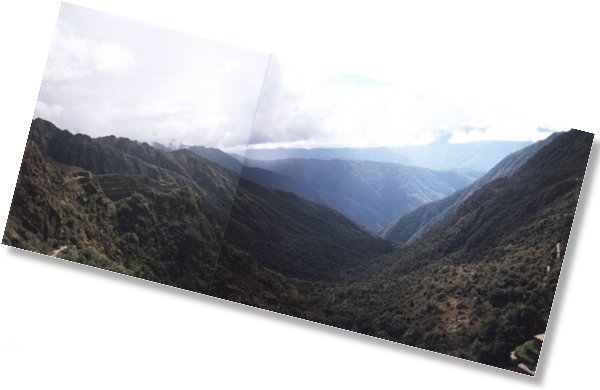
[93,41,136,73]
[34,101,63,121]
[45,24,136,82]
[133,103,185,117]
[251,59,469,149]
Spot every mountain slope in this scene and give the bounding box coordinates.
[387,130,592,271]
[307,129,593,367]
[187,145,244,174]
[382,133,559,243]
[224,178,395,280]
[3,119,593,369]
[4,118,394,303]
[241,158,476,231]
[3,140,222,291]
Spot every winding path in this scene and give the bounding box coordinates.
[50,246,68,257]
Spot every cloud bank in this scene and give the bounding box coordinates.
[35,4,560,151]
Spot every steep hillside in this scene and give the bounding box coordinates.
[4,141,308,310]
[28,119,240,230]
[241,158,476,231]
[239,166,323,202]
[305,129,593,367]
[382,134,559,243]
[4,118,394,307]
[3,141,221,291]
[224,178,395,280]
[29,119,180,183]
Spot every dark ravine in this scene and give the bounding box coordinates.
[2,119,593,371]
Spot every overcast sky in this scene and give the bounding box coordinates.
[36,3,560,151]
[36,3,271,149]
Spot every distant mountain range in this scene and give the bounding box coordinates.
[162,140,481,232]
[3,118,593,370]
[187,145,243,174]
[238,158,478,231]
[240,139,533,172]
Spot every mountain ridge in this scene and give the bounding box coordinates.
[241,140,532,172]
[2,118,593,370]
[5,118,395,295]
[382,133,561,243]
[305,129,593,366]
[239,157,477,231]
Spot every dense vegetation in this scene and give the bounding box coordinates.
[225,178,395,280]
[3,119,593,370]
[298,129,592,366]
[4,119,393,309]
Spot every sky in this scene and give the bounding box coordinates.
[36,3,271,149]
[35,3,572,152]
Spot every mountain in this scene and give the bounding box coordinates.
[152,142,244,174]
[382,133,560,243]
[187,145,243,174]
[224,178,395,280]
[242,139,532,172]
[4,118,393,305]
[183,146,480,232]
[305,129,593,367]
[239,147,412,165]
[239,158,477,231]
[183,147,331,214]
[29,119,240,231]
[389,139,534,171]
[3,119,592,370]
[238,166,323,202]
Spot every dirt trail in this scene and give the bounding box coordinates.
[50,246,68,257]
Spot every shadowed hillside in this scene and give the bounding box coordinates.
[224,178,395,280]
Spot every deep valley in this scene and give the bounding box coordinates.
[3,118,593,370]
